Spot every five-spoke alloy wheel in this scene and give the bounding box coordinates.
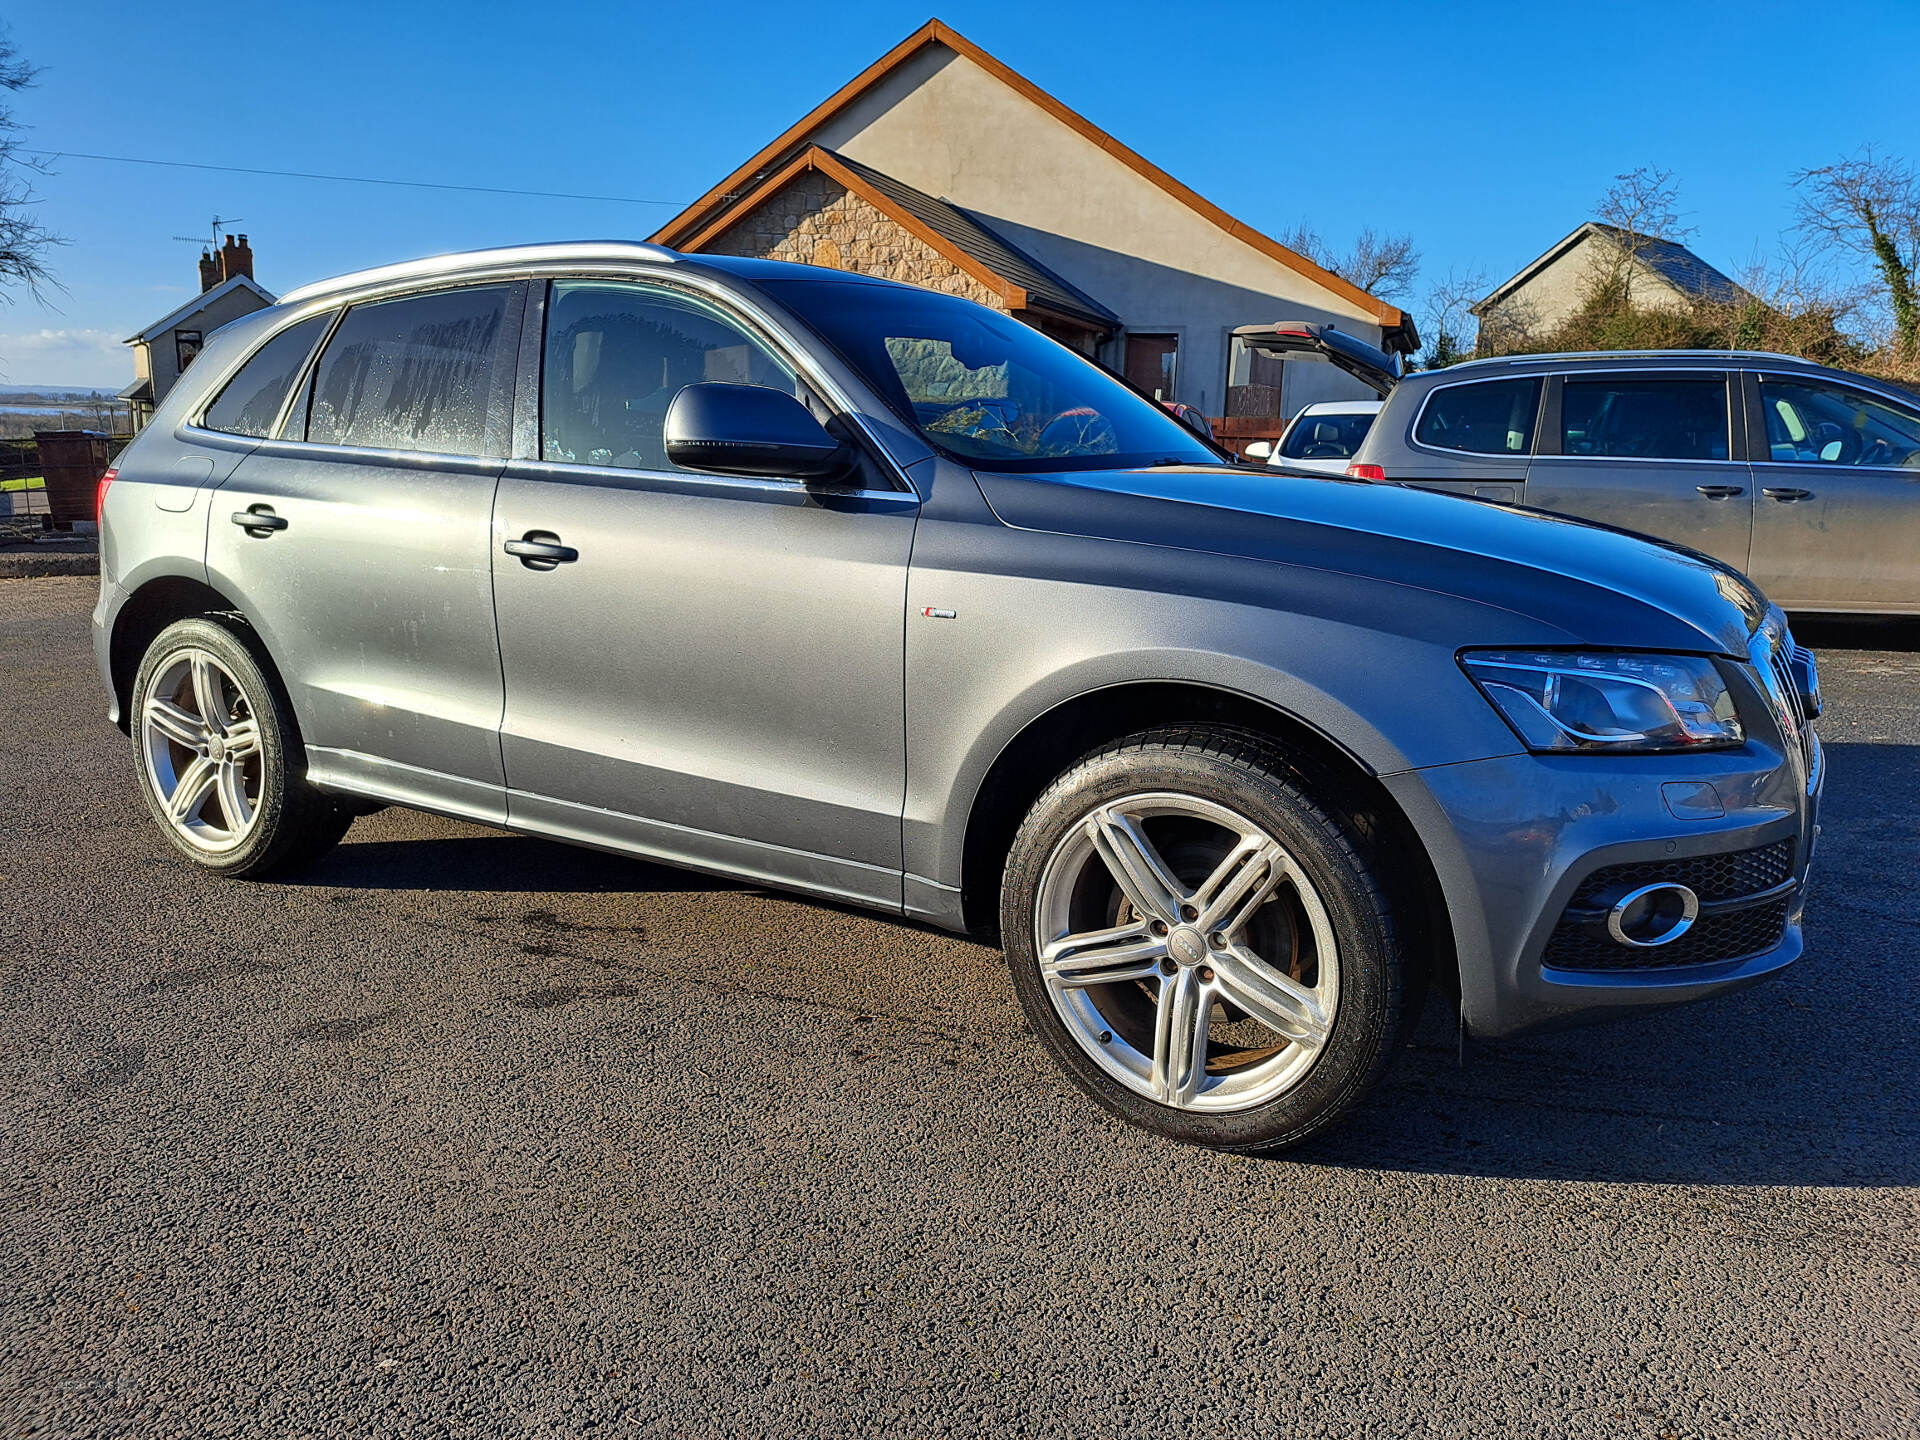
[131,618,353,877]
[1003,727,1410,1154]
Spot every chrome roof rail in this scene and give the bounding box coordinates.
[278,241,679,306]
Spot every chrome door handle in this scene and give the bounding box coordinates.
[504,532,579,570]
[1762,486,1813,502]
[230,505,288,534]
[1695,484,1745,499]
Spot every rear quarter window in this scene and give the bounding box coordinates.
[199,313,331,438]
[1413,378,1540,455]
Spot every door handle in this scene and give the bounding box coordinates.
[230,505,288,534]
[1762,486,1813,502]
[504,532,579,570]
[1695,484,1745,499]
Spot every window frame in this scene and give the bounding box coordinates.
[1538,368,1739,465]
[1743,368,1920,473]
[510,273,914,496]
[1406,373,1547,460]
[193,310,336,441]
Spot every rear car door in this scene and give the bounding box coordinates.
[1521,370,1753,570]
[206,282,523,819]
[1744,369,1920,612]
[489,277,917,906]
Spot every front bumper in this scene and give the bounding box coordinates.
[1385,726,1821,1039]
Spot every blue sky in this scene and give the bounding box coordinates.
[4,0,1918,387]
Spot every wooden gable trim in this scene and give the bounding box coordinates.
[652,18,1411,339]
[680,144,1031,311]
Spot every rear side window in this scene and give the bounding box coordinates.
[1414,378,1539,455]
[1561,375,1728,460]
[200,314,330,438]
[306,285,512,456]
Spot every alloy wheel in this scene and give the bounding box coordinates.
[140,648,263,853]
[1033,792,1340,1113]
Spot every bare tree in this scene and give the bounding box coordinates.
[1592,166,1692,306]
[1279,224,1422,302]
[1418,266,1489,368]
[1793,148,1920,359]
[0,31,59,301]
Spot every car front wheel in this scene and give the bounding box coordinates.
[1001,726,1410,1153]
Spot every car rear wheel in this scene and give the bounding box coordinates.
[1001,726,1409,1153]
[131,618,352,877]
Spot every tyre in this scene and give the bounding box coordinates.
[1001,726,1410,1153]
[130,617,353,877]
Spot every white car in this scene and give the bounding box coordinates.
[1249,400,1383,475]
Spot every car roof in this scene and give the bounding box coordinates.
[1410,349,1814,382]
[1295,400,1384,416]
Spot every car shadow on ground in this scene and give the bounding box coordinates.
[293,832,740,895]
[1790,613,1920,651]
[1303,739,1919,1189]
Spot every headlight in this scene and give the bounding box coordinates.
[1461,650,1743,753]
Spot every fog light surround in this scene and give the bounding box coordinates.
[1606,882,1701,948]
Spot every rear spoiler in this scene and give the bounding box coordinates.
[1231,322,1401,397]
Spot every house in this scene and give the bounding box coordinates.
[120,235,274,431]
[650,19,1415,446]
[1472,222,1748,351]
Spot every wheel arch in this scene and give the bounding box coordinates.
[108,575,284,734]
[956,679,1457,1009]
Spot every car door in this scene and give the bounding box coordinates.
[489,277,918,907]
[1744,369,1920,612]
[1520,370,1754,571]
[205,282,523,820]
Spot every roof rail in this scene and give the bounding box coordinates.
[278,241,679,307]
[1447,348,1813,370]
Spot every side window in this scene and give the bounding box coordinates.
[541,280,799,472]
[1413,378,1539,455]
[1561,375,1728,460]
[306,285,512,456]
[200,313,331,438]
[1758,376,1920,469]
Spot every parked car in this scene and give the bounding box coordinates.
[95,245,1822,1154]
[1246,399,1383,475]
[1237,324,1920,614]
[1160,400,1216,440]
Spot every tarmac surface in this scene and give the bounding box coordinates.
[2,576,1915,1438]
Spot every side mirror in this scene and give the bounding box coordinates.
[664,382,847,480]
[1243,440,1273,460]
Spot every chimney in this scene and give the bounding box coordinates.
[198,249,220,292]
[219,233,254,284]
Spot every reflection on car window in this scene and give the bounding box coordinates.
[759,279,1217,473]
[542,281,799,473]
[307,286,511,456]
[201,313,330,439]
[1759,378,1920,469]
[1279,411,1376,460]
[1560,376,1728,461]
[1414,378,1539,455]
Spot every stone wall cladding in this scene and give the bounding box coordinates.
[703,173,1007,312]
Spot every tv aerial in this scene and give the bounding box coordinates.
[171,216,245,250]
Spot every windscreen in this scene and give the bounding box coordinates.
[759,279,1220,471]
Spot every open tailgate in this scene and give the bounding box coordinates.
[1232,322,1401,397]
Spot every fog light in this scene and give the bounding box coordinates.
[1606,882,1700,947]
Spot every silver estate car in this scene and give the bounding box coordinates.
[95,244,1823,1153]
[1239,325,1920,615]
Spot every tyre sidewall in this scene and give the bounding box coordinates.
[1002,740,1400,1153]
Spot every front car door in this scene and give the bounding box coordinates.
[489,276,918,907]
[1743,368,1920,613]
[1521,369,1754,572]
[206,282,523,819]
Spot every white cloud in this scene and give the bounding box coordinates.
[0,328,130,389]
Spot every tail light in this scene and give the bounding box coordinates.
[95,468,116,523]
[1345,463,1386,481]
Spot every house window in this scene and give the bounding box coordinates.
[1124,333,1178,402]
[174,330,203,373]
[1225,334,1286,419]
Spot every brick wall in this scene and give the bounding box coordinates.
[703,173,1005,311]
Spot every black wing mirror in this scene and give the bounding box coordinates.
[664,383,848,480]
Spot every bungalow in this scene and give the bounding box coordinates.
[121,235,274,431]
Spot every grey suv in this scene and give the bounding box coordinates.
[1241,326,1919,614]
[95,244,1823,1153]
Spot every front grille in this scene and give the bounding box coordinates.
[1543,896,1792,972]
[1753,624,1817,778]
[1543,839,1796,973]
[1566,839,1794,908]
